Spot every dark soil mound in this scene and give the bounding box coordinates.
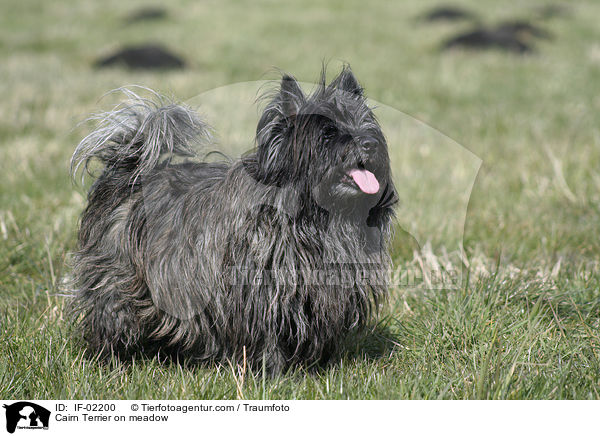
[95,44,185,70]
[495,20,552,39]
[422,5,477,22]
[442,20,551,53]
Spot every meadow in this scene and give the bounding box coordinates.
[1,0,599,399]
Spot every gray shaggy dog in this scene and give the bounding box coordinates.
[69,67,397,374]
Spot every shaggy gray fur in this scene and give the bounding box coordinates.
[69,67,397,373]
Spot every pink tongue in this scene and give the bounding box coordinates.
[348,169,380,194]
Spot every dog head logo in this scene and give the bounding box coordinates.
[2,402,50,434]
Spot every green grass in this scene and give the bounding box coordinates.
[1,0,600,399]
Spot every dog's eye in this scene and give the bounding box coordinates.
[321,125,338,142]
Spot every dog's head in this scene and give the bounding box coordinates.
[254,67,396,219]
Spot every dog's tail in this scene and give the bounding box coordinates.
[71,87,210,184]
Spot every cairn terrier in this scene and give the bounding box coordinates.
[70,67,397,373]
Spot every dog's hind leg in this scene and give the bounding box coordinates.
[70,195,150,360]
[71,260,147,359]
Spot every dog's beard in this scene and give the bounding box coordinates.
[313,168,383,219]
[308,141,392,222]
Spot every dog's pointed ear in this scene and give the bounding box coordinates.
[331,67,363,97]
[279,75,304,116]
[255,75,304,183]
